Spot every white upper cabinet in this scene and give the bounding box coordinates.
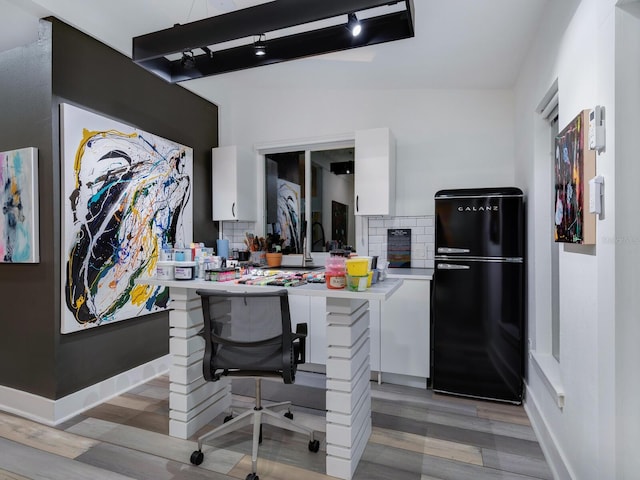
[354,127,396,216]
[211,146,256,221]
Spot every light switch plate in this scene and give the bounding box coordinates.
[589,175,604,214]
[589,106,605,152]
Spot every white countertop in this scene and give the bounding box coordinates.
[385,268,433,280]
[137,276,403,301]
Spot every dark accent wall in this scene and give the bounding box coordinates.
[0,18,219,400]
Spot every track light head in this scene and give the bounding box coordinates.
[347,13,362,37]
[180,50,196,69]
[254,34,267,56]
[201,46,213,60]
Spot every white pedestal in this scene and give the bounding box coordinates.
[325,297,371,480]
[166,287,231,439]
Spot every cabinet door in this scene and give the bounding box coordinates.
[211,146,256,221]
[354,127,396,216]
[308,297,327,365]
[288,296,311,363]
[381,279,430,377]
[368,299,381,372]
[289,296,327,365]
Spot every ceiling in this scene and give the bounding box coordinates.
[1,0,549,103]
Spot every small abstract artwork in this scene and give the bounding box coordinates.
[60,103,193,334]
[0,147,39,263]
[277,179,301,253]
[554,110,595,244]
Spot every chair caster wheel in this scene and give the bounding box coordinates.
[190,450,204,465]
[246,473,259,480]
[223,414,233,423]
[308,439,320,452]
[284,411,293,420]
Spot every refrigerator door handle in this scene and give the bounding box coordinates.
[438,247,471,254]
[437,263,471,270]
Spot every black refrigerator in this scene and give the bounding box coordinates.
[432,187,525,404]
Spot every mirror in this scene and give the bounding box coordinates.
[265,148,355,254]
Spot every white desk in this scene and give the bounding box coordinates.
[136,277,402,480]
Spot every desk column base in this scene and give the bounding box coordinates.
[167,287,231,439]
[325,297,371,480]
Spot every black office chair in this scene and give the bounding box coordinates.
[190,289,320,480]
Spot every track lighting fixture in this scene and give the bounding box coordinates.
[201,46,213,59]
[180,50,196,69]
[330,161,355,175]
[253,34,266,56]
[347,13,362,37]
[133,0,415,82]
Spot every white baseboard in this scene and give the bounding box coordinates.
[524,382,574,480]
[0,355,170,426]
[379,372,427,389]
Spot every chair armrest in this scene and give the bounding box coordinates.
[295,323,308,338]
[293,323,308,365]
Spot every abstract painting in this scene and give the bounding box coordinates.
[277,179,301,253]
[554,109,595,244]
[60,103,193,333]
[0,147,39,263]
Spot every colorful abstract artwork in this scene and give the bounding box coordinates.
[60,104,193,334]
[0,147,39,263]
[554,110,594,244]
[277,179,301,253]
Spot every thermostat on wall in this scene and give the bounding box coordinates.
[589,106,605,152]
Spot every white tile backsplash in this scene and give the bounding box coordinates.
[218,214,436,269]
[399,218,417,227]
[220,221,256,253]
[367,215,435,269]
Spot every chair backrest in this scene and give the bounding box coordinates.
[196,289,299,383]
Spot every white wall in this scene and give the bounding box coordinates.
[615,3,640,477]
[222,87,516,216]
[514,0,624,478]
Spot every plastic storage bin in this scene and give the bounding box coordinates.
[345,258,368,276]
[346,274,368,292]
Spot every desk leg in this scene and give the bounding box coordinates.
[325,297,371,480]
[167,287,231,439]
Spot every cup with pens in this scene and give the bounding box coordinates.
[246,232,267,265]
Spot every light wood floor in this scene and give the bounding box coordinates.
[0,374,553,480]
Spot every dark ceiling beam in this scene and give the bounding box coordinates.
[132,0,415,82]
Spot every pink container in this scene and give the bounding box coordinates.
[325,256,346,289]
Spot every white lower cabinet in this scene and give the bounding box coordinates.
[380,279,430,378]
[289,296,327,365]
[308,297,327,365]
[290,279,430,382]
[368,299,381,373]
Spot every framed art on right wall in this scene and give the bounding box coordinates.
[0,147,39,263]
[554,109,596,245]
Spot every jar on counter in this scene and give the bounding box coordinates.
[156,261,175,280]
[174,261,196,280]
[325,256,346,289]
